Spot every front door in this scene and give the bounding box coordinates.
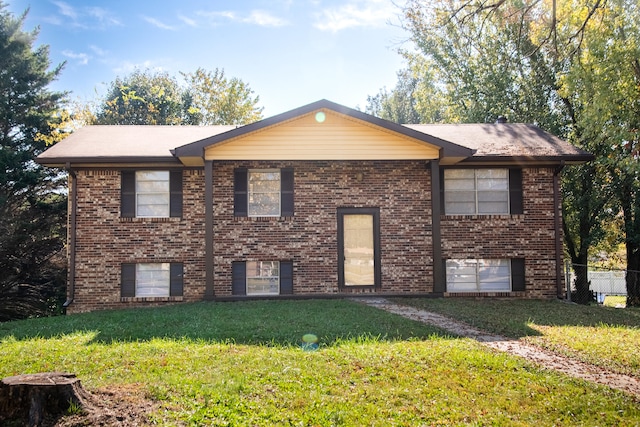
[338,208,381,289]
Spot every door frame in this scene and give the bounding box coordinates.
[337,207,382,290]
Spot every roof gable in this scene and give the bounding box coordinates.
[174,99,474,165]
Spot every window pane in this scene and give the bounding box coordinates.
[477,169,508,191]
[475,169,507,180]
[137,194,170,217]
[477,191,509,214]
[445,169,474,179]
[445,191,476,214]
[136,263,170,297]
[136,171,169,182]
[478,260,511,291]
[250,178,280,193]
[248,194,280,216]
[136,180,170,192]
[446,260,477,291]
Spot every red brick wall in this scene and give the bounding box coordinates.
[212,161,433,296]
[440,167,561,298]
[69,169,207,313]
[67,163,560,313]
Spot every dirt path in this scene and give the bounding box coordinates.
[353,297,640,397]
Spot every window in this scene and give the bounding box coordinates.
[234,168,294,217]
[121,263,183,298]
[445,259,525,292]
[232,260,294,296]
[121,170,182,218]
[246,261,280,295]
[444,169,509,214]
[248,170,281,217]
[135,263,170,296]
[136,171,170,217]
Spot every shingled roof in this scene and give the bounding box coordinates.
[36,100,593,167]
[404,123,592,163]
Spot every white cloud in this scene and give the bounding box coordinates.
[314,0,397,32]
[243,10,288,27]
[62,49,90,65]
[142,16,176,31]
[89,45,108,57]
[87,7,122,27]
[49,1,121,30]
[178,14,198,27]
[52,1,78,20]
[197,9,288,27]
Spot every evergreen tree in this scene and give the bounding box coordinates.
[0,2,68,320]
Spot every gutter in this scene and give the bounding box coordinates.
[63,164,77,309]
[553,161,565,298]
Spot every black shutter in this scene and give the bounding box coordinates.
[439,168,445,215]
[121,263,136,297]
[170,263,184,296]
[121,171,136,218]
[232,261,247,295]
[281,168,294,217]
[509,169,523,214]
[280,261,293,295]
[511,258,526,291]
[170,171,183,218]
[234,168,248,217]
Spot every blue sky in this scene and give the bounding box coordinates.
[8,0,409,117]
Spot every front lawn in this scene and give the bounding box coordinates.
[392,298,640,377]
[1,299,639,425]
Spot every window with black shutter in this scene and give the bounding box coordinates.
[442,168,523,215]
[231,260,294,295]
[121,170,182,218]
[234,168,294,217]
[121,262,184,297]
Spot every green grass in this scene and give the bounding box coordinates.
[391,298,640,377]
[1,299,640,425]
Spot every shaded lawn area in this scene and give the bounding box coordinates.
[1,299,639,426]
[391,298,640,378]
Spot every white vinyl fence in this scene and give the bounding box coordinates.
[565,263,627,299]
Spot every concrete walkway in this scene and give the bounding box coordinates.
[352,297,640,397]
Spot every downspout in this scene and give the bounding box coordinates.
[204,159,215,300]
[63,163,77,309]
[430,158,444,293]
[553,161,565,299]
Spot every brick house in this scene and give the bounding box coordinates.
[37,100,592,313]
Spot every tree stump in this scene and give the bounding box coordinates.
[0,372,91,427]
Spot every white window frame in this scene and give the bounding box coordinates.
[446,259,512,292]
[248,169,281,217]
[246,261,280,295]
[135,263,170,297]
[444,169,509,215]
[135,171,170,218]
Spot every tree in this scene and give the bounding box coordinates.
[95,69,186,125]
[560,0,640,305]
[365,69,422,123]
[181,67,263,125]
[0,2,68,320]
[380,0,626,303]
[94,68,263,126]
